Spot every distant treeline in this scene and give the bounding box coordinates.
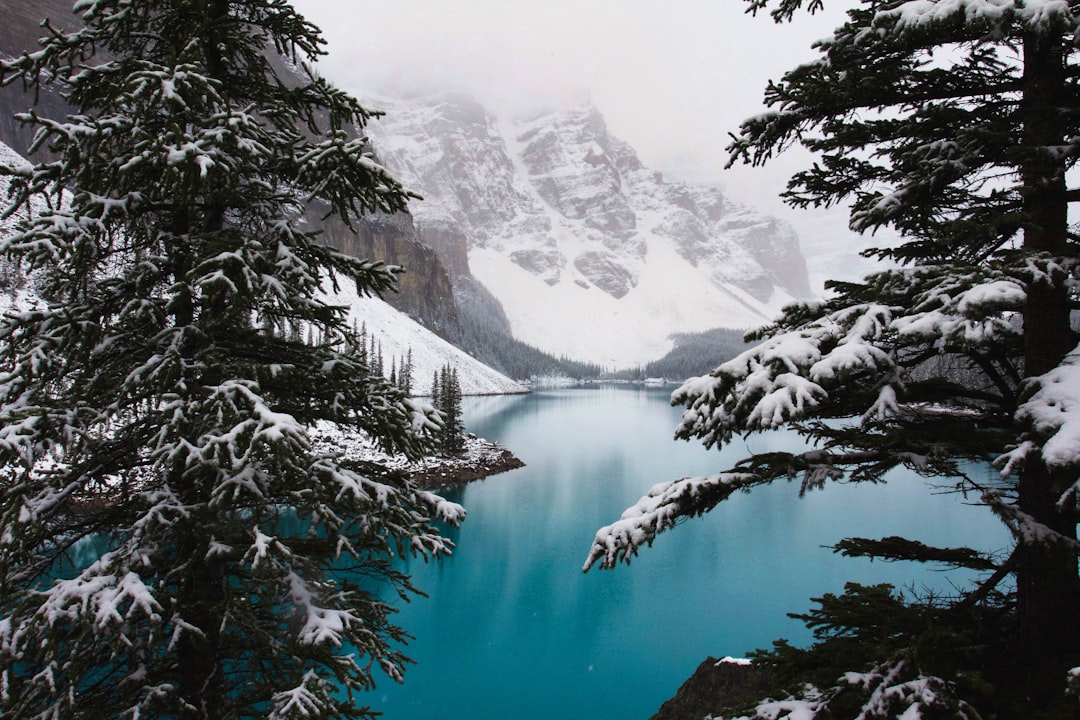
[645,327,752,380]
[616,327,753,382]
[461,307,750,384]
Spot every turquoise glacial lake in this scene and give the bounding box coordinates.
[368,385,1010,720]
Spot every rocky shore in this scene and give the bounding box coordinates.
[312,425,525,491]
[651,657,773,720]
[408,434,525,489]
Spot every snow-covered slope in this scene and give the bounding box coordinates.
[323,281,526,395]
[0,140,28,173]
[367,94,813,368]
[0,139,525,396]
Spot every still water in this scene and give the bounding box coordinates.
[369,386,1009,720]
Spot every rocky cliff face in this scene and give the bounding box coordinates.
[367,94,813,366]
[316,210,459,338]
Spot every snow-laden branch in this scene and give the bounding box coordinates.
[713,658,981,720]
[269,670,335,720]
[590,265,1037,574]
[1013,340,1080,474]
[675,267,1028,450]
[672,302,897,447]
[32,551,162,640]
[877,0,1079,37]
[583,472,759,571]
[284,572,362,648]
[894,278,1025,346]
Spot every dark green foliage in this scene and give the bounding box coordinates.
[0,2,461,719]
[460,318,606,380]
[399,347,414,394]
[642,327,753,381]
[735,583,1019,719]
[453,276,605,379]
[587,0,1080,715]
[832,537,998,571]
[432,364,465,455]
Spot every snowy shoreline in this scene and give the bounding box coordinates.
[407,434,525,490]
[313,424,525,491]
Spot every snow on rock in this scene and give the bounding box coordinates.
[313,420,523,490]
[717,657,753,666]
[0,141,30,175]
[365,94,813,368]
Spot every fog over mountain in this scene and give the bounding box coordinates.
[292,0,878,291]
[0,1,832,375]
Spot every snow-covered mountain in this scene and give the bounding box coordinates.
[0,140,524,396]
[366,93,813,368]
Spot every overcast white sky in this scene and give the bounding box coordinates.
[289,0,874,289]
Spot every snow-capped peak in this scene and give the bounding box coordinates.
[366,93,813,368]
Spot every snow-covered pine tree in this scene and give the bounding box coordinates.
[442,367,464,455]
[356,320,369,368]
[0,2,464,719]
[401,347,414,395]
[430,365,464,456]
[586,0,1080,715]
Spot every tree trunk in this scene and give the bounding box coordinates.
[176,525,226,720]
[1016,27,1080,696]
[170,195,228,718]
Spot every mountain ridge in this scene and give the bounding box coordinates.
[365,93,812,367]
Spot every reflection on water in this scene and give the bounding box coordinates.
[371,386,1010,720]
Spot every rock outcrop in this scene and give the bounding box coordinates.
[317,210,460,338]
[651,657,774,720]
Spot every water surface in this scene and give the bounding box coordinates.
[369,386,1009,720]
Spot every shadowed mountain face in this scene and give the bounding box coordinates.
[0,1,461,338]
[0,0,76,50]
[0,0,81,159]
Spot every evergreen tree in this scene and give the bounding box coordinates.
[374,339,384,379]
[433,364,464,455]
[401,347,414,395]
[586,1,1080,716]
[0,2,462,719]
[445,367,464,454]
[356,320,369,368]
